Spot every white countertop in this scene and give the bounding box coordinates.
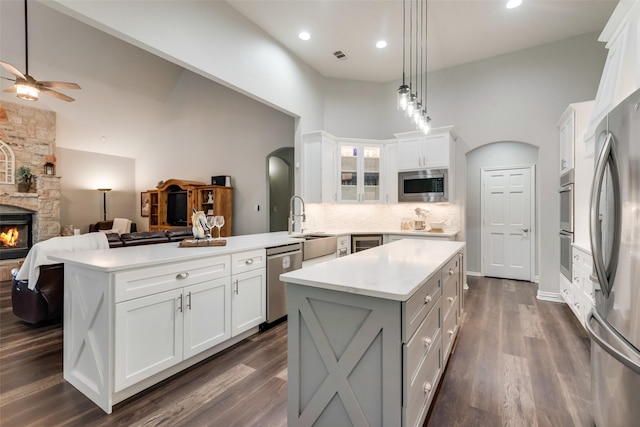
[281,239,465,302]
[302,229,459,238]
[49,231,304,272]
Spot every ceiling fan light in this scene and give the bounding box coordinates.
[16,83,38,101]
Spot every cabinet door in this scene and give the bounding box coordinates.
[339,144,359,202]
[338,144,382,203]
[558,111,575,174]
[424,134,450,169]
[231,269,266,337]
[183,277,231,359]
[398,137,423,170]
[114,288,184,392]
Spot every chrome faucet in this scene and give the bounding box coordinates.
[288,195,306,235]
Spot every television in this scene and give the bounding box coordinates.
[167,191,188,226]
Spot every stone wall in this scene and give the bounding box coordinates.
[0,101,59,280]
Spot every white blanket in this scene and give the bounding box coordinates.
[16,233,109,290]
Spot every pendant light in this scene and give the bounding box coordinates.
[396,0,410,110]
[397,0,431,133]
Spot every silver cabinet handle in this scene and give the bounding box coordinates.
[178,294,183,313]
[187,291,192,310]
[448,297,454,303]
[448,269,454,275]
[423,337,432,347]
[447,329,454,336]
[424,294,432,303]
[234,279,239,295]
[176,272,189,280]
[424,382,433,393]
[521,228,529,232]
[245,259,254,265]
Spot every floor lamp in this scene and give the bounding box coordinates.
[97,188,112,221]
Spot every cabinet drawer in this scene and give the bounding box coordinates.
[442,301,459,363]
[232,249,266,275]
[405,302,441,384]
[404,335,442,427]
[115,256,230,303]
[442,275,458,321]
[403,273,442,342]
[572,246,593,271]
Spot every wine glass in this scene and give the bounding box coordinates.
[206,215,216,240]
[214,215,225,239]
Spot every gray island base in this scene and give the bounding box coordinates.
[282,239,466,427]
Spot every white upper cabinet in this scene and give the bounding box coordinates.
[302,131,395,204]
[302,131,336,203]
[558,108,575,175]
[338,142,383,203]
[585,2,640,146]
[395,126,456,171]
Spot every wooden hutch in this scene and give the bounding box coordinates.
[147,178,233,237]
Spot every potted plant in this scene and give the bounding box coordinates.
[16,165,32,192]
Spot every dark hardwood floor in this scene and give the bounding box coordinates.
[0,276,593,426]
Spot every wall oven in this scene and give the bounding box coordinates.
[559,170,574,281]
[398,169,448,203]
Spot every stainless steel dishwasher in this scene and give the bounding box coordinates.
[265,242,303,325]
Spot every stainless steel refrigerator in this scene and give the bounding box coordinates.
[586,87,640,426]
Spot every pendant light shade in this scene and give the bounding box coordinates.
[397,84,410,110]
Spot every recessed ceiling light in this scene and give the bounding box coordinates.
[376,41,388,49]
[506,0,522,9]
[299,32,311,41]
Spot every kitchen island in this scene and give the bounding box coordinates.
[281,239,465,427]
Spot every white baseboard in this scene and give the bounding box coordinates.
[536,290,564,303]
[467,271,481,277]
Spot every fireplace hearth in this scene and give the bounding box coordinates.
[0,214,33,260]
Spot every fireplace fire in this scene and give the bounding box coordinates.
[0,214,32,260]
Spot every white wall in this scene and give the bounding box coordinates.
[1,1,295,235]
[56,148,136,233]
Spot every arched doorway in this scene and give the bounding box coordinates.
[267,147,294,232]
[466,141,539,281]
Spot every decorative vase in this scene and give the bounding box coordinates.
[17,178,31,193]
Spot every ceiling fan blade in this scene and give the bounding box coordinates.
[0,61,27,80]
[1,76,16,81]
[3,85,17,93]
[40,87,75,102]
[38,81,81,90]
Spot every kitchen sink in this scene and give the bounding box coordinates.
[298,234,337,261]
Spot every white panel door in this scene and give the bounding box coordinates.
[481,166,534,281]
[183,277,231,359]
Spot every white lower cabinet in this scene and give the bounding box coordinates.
[231,249,266,337]
[231,269,266,336]
[63,249,270,413]
[114,275,231,392]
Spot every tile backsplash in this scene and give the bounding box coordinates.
[305,203,461,232]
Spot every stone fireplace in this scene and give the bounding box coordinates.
[0,101,60,281]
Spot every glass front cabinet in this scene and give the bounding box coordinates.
[338,143,382,203]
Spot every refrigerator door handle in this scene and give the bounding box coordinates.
[589,131,621,298]
[585,308,640,375]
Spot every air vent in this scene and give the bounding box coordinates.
[332,50,349,61]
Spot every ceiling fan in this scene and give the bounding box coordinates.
[1,0,80,102]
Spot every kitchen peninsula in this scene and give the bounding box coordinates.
[281,239,465,427]
[50,232,301,414]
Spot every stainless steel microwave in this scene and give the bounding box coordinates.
[398,169,448,202]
